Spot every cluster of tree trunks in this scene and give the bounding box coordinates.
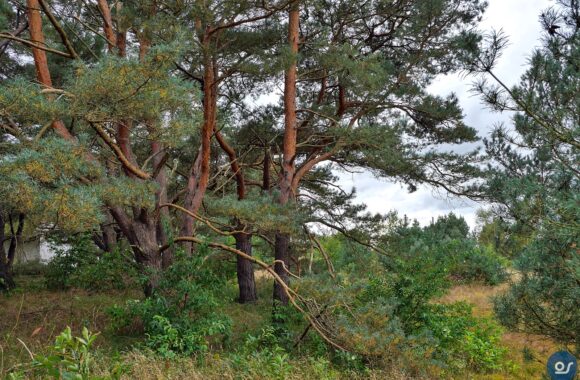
[9,0,479,308]
[21,0,264,301]
[9,0,337,305]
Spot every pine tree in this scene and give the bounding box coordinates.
[0,0,288,297]
[1,0,201,294]
[272,0,487,304]
[473,0,579,351]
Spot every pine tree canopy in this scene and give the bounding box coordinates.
[1,0,576,355]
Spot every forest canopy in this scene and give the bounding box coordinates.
[0,0,578,379]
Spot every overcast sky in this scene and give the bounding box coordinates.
[337,0,553,229]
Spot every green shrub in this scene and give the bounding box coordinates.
[383,213,509,286]
[12,260,47,276]
[108,248,232,358]
[44,235,95,290]
[298,239,508,375]
[445,241,509,285]
[423,302,507,372]
[74,250,138,292]
[228,326,294,380]
[45,234,137,291]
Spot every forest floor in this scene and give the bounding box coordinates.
[0,274,557,379]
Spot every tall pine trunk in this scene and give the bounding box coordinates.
[273,1,300,306]
[215,128,258,303]
[180,42,216,253]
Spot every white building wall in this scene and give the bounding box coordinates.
[3,237,59,263]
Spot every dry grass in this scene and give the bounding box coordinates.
[116,351,415,380]
[0,276,139,375]
[437,283,509,317]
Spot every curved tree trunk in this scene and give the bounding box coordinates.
[93,210,118,253]
[27,0,170,297]
[109,206,164,296]
[180,44,216,253]
[129,220,163,297]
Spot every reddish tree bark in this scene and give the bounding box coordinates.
[96,0,117,52]
[27,0,76,141]
[274,1,300,306]
[180,38,217,248]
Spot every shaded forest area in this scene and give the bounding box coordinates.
[0,0,578,379]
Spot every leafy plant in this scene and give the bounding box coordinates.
[228,326,294,380]
[108,248,232,358]
[298,235,508,374]
[423,302,507,372]
[45,234,137,292]
[8,327,125,379]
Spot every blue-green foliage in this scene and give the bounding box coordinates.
[476,1,579,351]
[108,248,232,358]
[493,209,580,352]
[65,52,199,146]
[207,193,304,235]
[0,136,157,233]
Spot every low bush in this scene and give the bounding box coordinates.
[45,234,137,291]
[298,240,508,376]
[442,240,509,286]
[228,326,294,380]
[423,302,507,372]
[383,214,509,286]
[12,260,47,276]
[108,248,232,358]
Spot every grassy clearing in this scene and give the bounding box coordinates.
[0,274,557,379]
